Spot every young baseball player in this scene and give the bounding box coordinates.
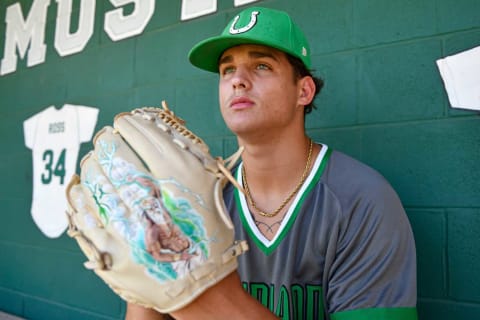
[126,6,418,320]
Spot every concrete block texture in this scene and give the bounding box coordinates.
[0,0,479,319]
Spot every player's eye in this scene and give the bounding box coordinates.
[256,63,271,71]
[221,66,235,75]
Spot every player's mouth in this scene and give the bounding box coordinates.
[230,96,254,110]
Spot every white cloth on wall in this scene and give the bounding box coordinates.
[436,45,480,111]
[23,104,99,238]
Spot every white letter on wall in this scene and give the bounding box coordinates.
[1,0,50,76]
[54,0,95,56]
[181,0,216,21]
[104,0,155,41]
[234,0,260,6]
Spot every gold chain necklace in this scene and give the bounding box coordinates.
[242,139,313,218]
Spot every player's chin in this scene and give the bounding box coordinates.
[225,121,257,137]
[223,111,257,130]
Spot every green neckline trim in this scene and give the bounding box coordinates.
[331,307,418,320]
[234,147,332,255]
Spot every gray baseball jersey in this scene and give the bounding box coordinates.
[224,144,417,320]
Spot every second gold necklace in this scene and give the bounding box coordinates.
[242,139,313,218]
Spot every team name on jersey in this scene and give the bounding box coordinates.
[49,121,65,133]
[243,282,325,319]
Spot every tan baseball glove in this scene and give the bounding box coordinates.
[65,101,248,313]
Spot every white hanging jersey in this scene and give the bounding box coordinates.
[23,104,99,238]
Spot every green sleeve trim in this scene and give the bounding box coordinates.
[331,307,418,320]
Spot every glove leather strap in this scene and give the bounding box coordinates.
[165,240,248,298]
[221,240,249,264]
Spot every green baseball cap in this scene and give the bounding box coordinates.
[188,6,311,73]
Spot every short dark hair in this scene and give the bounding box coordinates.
[286,54,324,114]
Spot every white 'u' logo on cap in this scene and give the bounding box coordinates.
[229,11,260,34]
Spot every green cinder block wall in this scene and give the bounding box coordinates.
[0,0,479,319]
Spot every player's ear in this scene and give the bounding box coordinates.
[297,76,316,107]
